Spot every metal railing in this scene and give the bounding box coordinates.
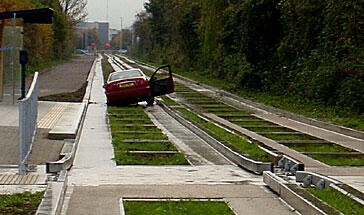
[18,72,38,174]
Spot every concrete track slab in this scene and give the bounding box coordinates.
[254,112,364,153]
[146,104,231,166]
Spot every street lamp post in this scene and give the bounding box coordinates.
[120,17,122,52]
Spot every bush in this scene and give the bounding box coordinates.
[337,78,364,113]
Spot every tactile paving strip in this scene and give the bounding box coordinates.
[38,103,68,129]
[0,174,42,185]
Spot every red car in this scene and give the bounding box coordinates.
[104,65,174,106]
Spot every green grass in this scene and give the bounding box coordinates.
[124,200,234,215]
[248,127,293,132]
[102,56,115,82]
[114,142,176,151]
[0,191,44,215]
[262,134,317,140]
[234,121,276,126]
[108,106,189,165]
[175,107,271,162]
[238,91,364,132]
[115,152,189,165]
[161,95,179,106]
[310,155,364,166]
[290,143,355,153]
[307,187,364,214]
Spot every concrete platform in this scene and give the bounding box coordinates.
[48,102,86,140]
[0,101,84,165]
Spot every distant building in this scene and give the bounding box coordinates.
[109,28,120,41]
[75,21,110,46]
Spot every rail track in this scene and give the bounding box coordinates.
[105,54,364,214]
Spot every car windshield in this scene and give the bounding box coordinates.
[109,70,143,81]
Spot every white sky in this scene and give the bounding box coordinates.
[86,0,149,29]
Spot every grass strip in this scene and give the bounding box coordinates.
[0,191,44,215]
[262,134,317,141]
[102,55,115,83]
[309,154,364,166]
[108,106,188,165]
[161,95,179,106]
[114,142,176,152]
[307,187,364,215]
[124,200,234,215]
[290,143,354,153]
[115,152,188,165]
[175,107,271,162]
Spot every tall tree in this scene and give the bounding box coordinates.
[59,0,87,24]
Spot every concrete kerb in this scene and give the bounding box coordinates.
[263,171,331,215]
[157,100,273,174]
[265,170,364,214]
[38,56,99,215]
[296,171,364,207]
[36,170,67,215]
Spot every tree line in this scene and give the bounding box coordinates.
[130,0,364,113]
[0,0,87,71]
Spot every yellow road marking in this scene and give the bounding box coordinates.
[38,103,68,129]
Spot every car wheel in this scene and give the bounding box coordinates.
[146,97,154,106]
[106,99,113,106]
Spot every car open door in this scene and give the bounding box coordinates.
[149,65,174,97]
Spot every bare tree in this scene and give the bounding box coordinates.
[59,0,88,23]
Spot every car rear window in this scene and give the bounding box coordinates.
[109,70,143,81]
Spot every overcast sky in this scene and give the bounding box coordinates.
[86,0,149,30]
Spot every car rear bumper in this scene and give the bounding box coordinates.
[106,87,151,103]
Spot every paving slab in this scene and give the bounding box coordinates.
[68,165,263,186]
[66,185,296,215]
[0,165,48,194]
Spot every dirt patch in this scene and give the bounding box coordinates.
[27,55,95,98]
[39,82,87,102]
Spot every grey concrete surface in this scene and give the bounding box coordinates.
[48,102,86,140]
[67,185,296,215]
[146,103,231,165]
[0,101,83,165]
